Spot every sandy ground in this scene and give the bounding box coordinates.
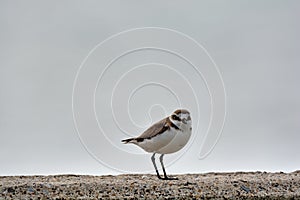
[1,171,300,199]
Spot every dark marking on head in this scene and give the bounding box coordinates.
[174,109,190,115]
[171,114,181,121]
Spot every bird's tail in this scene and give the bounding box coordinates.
[121,138,135,144]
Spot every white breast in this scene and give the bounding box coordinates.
[136,124,192,154]
[157,125,192,154]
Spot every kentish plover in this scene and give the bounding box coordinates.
[122,109,192,180]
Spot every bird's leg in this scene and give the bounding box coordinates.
[159,154,168,178]
[151,153,163,179]
[159,154,178,180]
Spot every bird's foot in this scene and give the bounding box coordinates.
[158,176,178,180]
[164,176,178,180]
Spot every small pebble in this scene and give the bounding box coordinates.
[240,185,251,193]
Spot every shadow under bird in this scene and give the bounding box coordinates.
[122,109,192,180]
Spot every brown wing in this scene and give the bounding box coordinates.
[137,117,170,140]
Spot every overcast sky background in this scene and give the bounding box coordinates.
[1,1,299,176]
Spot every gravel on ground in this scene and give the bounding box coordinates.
[1,171,300,199]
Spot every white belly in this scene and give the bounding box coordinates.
[136,126,192,154]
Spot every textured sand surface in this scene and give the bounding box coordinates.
[1,171,299,199]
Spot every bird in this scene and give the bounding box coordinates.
[122,109,192,180]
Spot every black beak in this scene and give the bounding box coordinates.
[182,119,187,124]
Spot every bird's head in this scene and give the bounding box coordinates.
[169,109,192,129]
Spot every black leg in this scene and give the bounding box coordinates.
[151,153,163,179]
[159,154,178,180]
[159,154,168,178]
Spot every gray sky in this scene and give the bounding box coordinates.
[1,1,299,175]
